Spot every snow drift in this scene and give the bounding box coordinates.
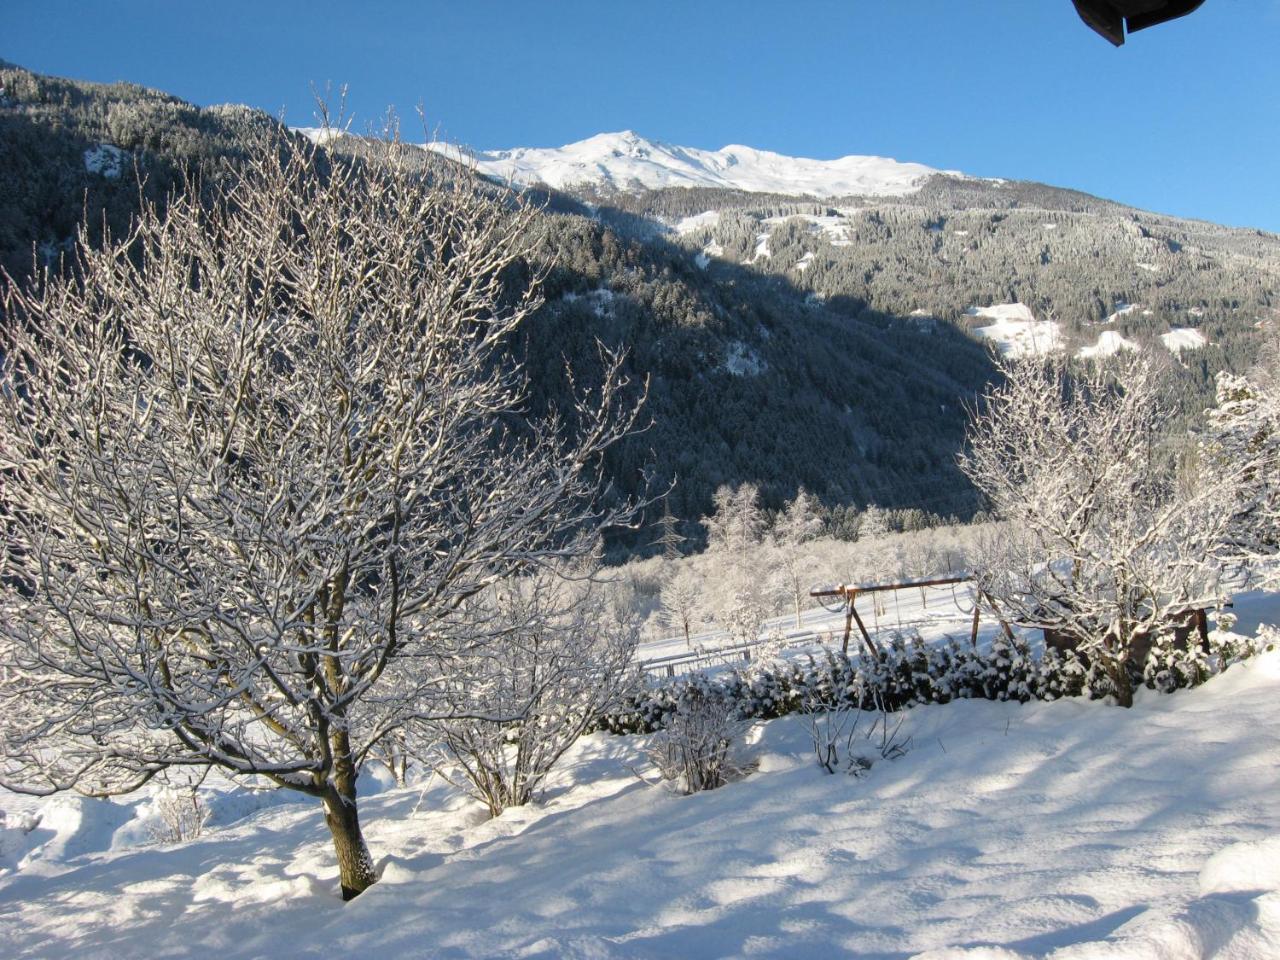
[2,645,1278,958]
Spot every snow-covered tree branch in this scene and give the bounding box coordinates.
[959,353,1250,706]
[0,124,644,899]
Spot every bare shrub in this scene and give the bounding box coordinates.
[148,786,210,845]
[803,689,910,777]
[429,566,641,817]
[646,685,748,793]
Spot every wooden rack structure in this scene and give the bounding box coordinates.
[809,575,1011,659]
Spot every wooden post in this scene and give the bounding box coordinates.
[812,576,972,662]
[978,587,1015,642]
[841,598,855,656]
[969,602,981,648]
[849,604,882,661]
[1196,608,1210,652]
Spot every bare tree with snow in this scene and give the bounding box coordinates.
[1203,370,1280,568]
[659,565,703,645]
[960,353,1245,706]
[699,483,776,645]
[701,483,767,554]
[774,487,824,627]
[0,124,643,899]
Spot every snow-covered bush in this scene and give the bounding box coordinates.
[427,569,641,817]
[147,787,210,845]
[1143,624,1276,694]
[961,354,1254,707]
[604,622,1273,736]
[645,684,749,793]
[802,677,909,776]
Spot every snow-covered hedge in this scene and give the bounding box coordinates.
[600,627,1277,735]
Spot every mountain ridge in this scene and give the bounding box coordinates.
[7,63,1280,556]
[418,130,963,199]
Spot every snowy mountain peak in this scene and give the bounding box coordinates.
[426,131,959,199]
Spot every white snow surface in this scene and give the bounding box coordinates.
[1103,302,1140,324]
[82,143,126,179]
[2,639,1279,958]
[1077,330,1139,359]
[1164,328,1209,353]
[762,212,854,245]
[426,131,957,199]
[969,304,1063,358]
[673,210,722,235]
[723,340,766,377]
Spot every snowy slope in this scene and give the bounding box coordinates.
[1163,327,1209,353]
[2,639,1279,958]
[1077,330,1139,359]
[968,303,1063,358]
[426,131,956,198]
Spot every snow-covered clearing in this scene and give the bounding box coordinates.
[762,212,852,245]
[82,143,126,179]
[561,287,616,317]
[1102,302,1140,324]
[968,304,1063,358]
[1164,327,1209,353]
[752,232,772,262]
[723,340,766,377]
[674,210,721,235]
[2,644,1278,959]
[1077,330,1139,359]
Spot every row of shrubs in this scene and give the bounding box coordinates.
[599,626,1275,735]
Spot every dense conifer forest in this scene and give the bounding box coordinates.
[3,61,1277,556]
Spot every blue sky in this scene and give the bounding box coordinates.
[8,1,1278,231]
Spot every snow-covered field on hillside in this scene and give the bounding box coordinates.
[1077,330,1139,360]
[1163,327,1209,353]
[2,627,1279,958]
[968,304,1063,359]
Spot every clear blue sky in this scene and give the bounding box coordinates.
[8,1,1279,231]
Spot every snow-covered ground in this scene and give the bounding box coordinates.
[1102,302,1140,325]
[1,642,1277,959]
[5,580,1278,959]
[1077,330,1139,360]
[674,210,721,235]
[1163,327,1209,353]
[761,212,854,245]
[82,143,126,179]
[424,131,959,199]
[968,304,1063,359]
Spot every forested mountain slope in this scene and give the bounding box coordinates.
[3,62,1277,554]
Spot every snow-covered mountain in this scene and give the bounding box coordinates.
[425,130,958,198]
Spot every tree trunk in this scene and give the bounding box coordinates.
[322,784,377,900]
[1107,654,1134,708]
